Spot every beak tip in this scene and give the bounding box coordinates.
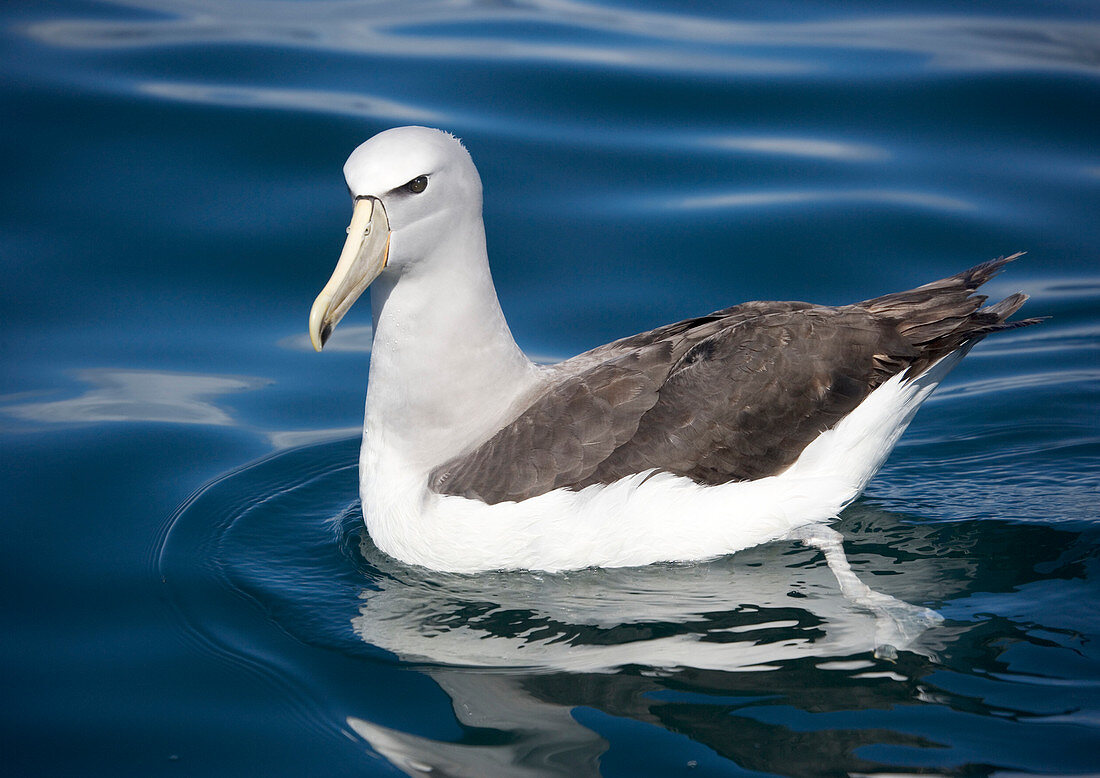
[308,294,330,352]
[309,322,331,352]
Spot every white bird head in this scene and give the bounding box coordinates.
[309,126,483,350]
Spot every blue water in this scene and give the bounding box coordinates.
[3,1,1099,775]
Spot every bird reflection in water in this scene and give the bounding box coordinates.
[347,504,956,777]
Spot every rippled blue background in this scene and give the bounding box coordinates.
[2,1,1098,775]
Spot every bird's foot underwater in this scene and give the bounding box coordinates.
[788,523,945,661]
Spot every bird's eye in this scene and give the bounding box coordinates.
[405,175,428,194]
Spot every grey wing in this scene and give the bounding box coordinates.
[429,258,1038,505]
[427,306,765,503]
[428,344,674,504]
[579,308,916,485]
[430,303,911,503]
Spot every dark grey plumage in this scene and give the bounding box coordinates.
[430,255,1040,504]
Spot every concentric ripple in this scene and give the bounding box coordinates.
[157,435,1099,775]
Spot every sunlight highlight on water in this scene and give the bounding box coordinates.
[3,0,1098,775]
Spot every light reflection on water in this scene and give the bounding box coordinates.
[278,324,374,353]
[0,368,265,426]
[706,135,891,161]
[350,530,948,674]
[159,437,1099,776]
[4,0,1099,774]
[25,1,1100,76]
[139,82,445,124]
[671,187,976,212]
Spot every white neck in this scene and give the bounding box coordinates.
[362,218,544,481]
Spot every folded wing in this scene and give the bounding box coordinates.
[430,255,1039,504]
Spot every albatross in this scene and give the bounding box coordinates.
[308,126,1038,574]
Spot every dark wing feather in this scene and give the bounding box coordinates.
[577,309,915,485]
[431,255,1040,504]
[429,351,666,503]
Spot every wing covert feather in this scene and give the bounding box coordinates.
[580,309,911,485]
[430,303,910,503]
[429,355,664,503]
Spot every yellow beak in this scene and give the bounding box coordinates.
[309,196,390,351]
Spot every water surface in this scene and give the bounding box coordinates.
[2,1,1099,775]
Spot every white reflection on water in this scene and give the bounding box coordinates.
[351,534,947,675]
[673,187,974,212]
[0,365,361,449]
[932,368,1100,401]
[0,368,265,426]
[25,1,1100,76]
[949,324,1100,361]
[348,675,607,778]
[266,425,361,449]
[707,135,890,162]
[346,521,952,776]
[140,82,444,123]
[278,324,374,353]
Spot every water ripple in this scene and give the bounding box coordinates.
[705,135,891,162]
[932,367,1100,401]
[0,368,266,426]
[140,82,445,123]
[25,2,1100,76]
[157,437,1100,776]
[672,187,975,212]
